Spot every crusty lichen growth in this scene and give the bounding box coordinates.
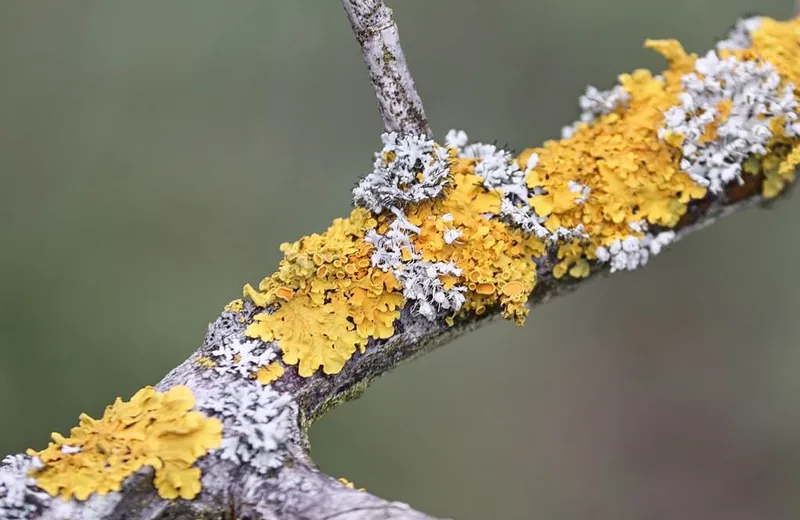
[26,386,222,501]
[242,16,800,379]
[244,208,404,377]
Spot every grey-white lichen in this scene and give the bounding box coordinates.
[446,129,587,243]
[353,132,450,214]
[394,260,466,320]
[365,208,468,321]
[594,231,676,272]
[716,17,763,51]
[364,207,419,271]
[209,336,277,379]
[202,384,293,475]
[567,180,591,204]
[446,130,528,201]
[499,199,554,240]
[562,84,631,139]
[660,51,799,193]
[0,454,47,520]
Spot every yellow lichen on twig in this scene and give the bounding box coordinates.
[241,16,800,380]
[26,386,222,501]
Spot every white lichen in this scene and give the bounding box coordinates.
[562,84,631,139]
[660,51,799,193]
[443,227,462,245]
[394,260,466,320]
[365,208,468,320]
[716,17,763,51]
[444,129,469,150]
[446,129,586,242]
[202,385,293,475]
[364,208,419,271]
[0,454,47,520]
[209,336,277,379]
[353,132,451,214]
[594,231,676,272]
[499,199,553,240]
[567,180,591,204]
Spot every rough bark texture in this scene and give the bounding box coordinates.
[341,0,431,137]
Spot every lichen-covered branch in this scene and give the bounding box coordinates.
[2,14,800,520]
[341,0,431,136]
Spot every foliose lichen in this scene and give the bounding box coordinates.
[0,455,48,519]
[25,386,222,501]
[238,16,800,380]
[200,385,293,475]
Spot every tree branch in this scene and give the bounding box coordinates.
[2,12,800,520]
[341,0,431,136]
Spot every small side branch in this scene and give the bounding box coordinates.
[341,0,431,137]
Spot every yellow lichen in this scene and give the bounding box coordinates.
[224,298,244,313]
[245,208,405,377]
[338,477,366,492]
[256,361,285,385]
[400,170,545,323]
[720,18,800,198]
[195,356,217,368]
[27,386,222,501]
[241,16,800,379]
[740,17,800,87]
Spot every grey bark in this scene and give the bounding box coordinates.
[341,0,431,137]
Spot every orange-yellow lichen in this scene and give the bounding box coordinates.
[27,386,222,501]
[719,18,800,198]
[241,16,800,379]
[224,299,244,313]
[337,477,366,492]
[735,17,800,87]
[523,43,708,279]
[256,361,285,385]
[195,356,217,368]
[244,208,405,377]
[400,169,545,323]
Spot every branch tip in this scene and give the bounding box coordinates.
[341,0,431,137]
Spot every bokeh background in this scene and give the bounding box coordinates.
[1,1,799,518]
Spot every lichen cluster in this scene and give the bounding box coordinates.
[25,386,222,501]
[241,16,800,380]
[3,14,800,516]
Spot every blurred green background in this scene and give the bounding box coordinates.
[1,1,799,518]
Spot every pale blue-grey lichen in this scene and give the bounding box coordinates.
[209,336,277,379]
[562,84,631,139]
[201,384,293,475]
[365,208,467,321]
[716,17,763,51]
[353,132,450,214]
[660,51,799,193]
[0,454,47,520]
[594,231,676,272]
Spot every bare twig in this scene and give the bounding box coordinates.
[341,0,431,136]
